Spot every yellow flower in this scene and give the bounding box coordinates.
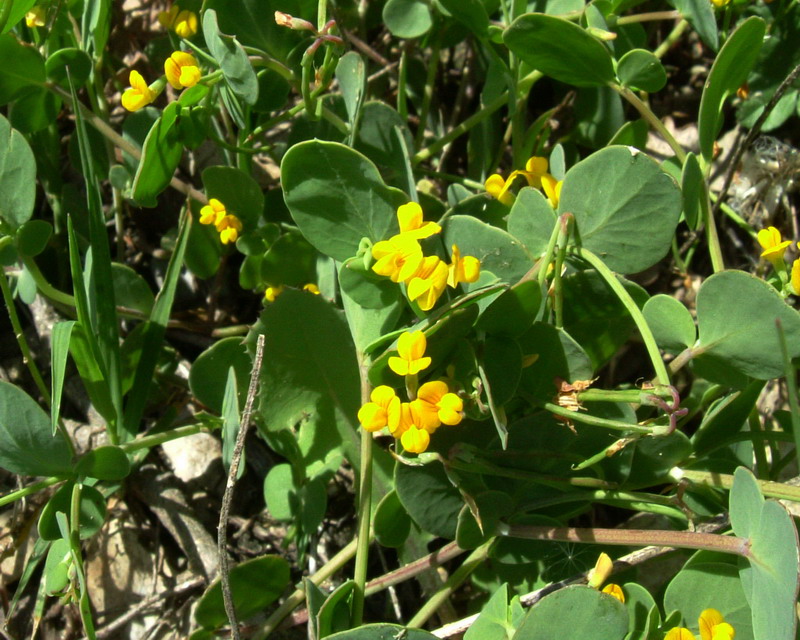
[710,0,730,7]
[665,608,735,640]
[216,215,242,244]
[396,202,441,240]
[447,244,480,288]
[165,51,202,90]
[121,70,156,112]
[303,283,321,295]
[199,198,226,226]
[407,256,449,311]
[588,552,614,589]
[414,380,463,428]
[371,235,424,283]
[158,5,198,38]
[397,402,431,453]
[792,258,800,295]
[522,156,549,187]
[264,285,284,302]
[757,226,792,263]
[601,584,625,603]
[358,386,401,433]
[485,174,515,206]
[25,6,46,27]
[541,173,563,208]
[388,331,431,376]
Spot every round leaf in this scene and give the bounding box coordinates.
[695,270,800,380]
[374,489,412,548]
[74,445,131,481]
[384,0,433,39]
[111,263,155,315]
[0,380,72,476]
[45,48,92,88]
[503,14,615,87]
[0,113,37,230]
[507,187,558,258]
[44,538,72,595]
[559,146,682,273]
[0,34,45,105]
[16,219,52,257]
[202,165,264,229]
[263,463,295,521]
[189,337,251,413]
[642,294,696,353]
[616,49,667,92]
[38,483,107,541]
[395,461,463,539]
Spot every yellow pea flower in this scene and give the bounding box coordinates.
[541,173,563,208]
[165,51,202,90]
[485,174,515,206]
[757,226,792,265]
[303,283,321,295]
[199,198,226,226]
[371,235,424,283]
[216,214,242,244]
[521,156,549,188]
[397,402,431,453]
[25,6,46,27]
[601,583,625,603]
[666,629,697,640]
[396,202,441,240]
[358,385,401,433]
[447,244,481,288]
[158,5,198,38]
[121,70,156,112]
[407,256,449,311]
[414,380,463,428]
[588,552,614,589]
[388,331,431,376]
[710,0,731,7]
[791,258,800,295]
[264,285,284,302]
[665,608,735,640]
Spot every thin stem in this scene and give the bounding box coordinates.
[218,334,265,640]
[0,476,63,508]
[0,268,52,406]
[552,214,571,328]
[616,10,680,24]
[415,34,441,150]
[118,424,204,453]
[574,247,671,385]
[502,524,750,558]
[351,355,374,626]
[407,541,492,629]
[414,92,508,164]
[676,467,800,503]
[700,182,725,272]
[777,318,800,461]
[543,402,655,434]
[614,85,686,163]
[653,19,689,59]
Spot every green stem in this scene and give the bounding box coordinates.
[20,255,76,308]
[614,85,686,163]
[118,424,204,453]
[415,34,441,150]
[351,357,374,626]
[676,467,800,503]
[616,10,680,24]
[653,19,689,59]
[700,183,725,272]
[0,476,63,508]
[0,268,53,406]
[317,0,327,34]
[398,45,409,120]
[575,247,670,385]
[407,541,492,628]
[413,92,508,164]
[502,524,750,557]
[521,488,687,521]
[537,216,562,290]
[447,455,617,489]
[543,402,655,434]
[777,318,800,462]
[577,387,675,405]
[552,214,571,328]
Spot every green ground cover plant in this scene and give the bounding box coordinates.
[1,0,800,637]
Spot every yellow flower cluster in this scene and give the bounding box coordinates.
[199,198,242,244]
[485,156,563,208]
[665,609,735,640]
[371,202,480,311]
[158,5,198,39]
[757,226,800,296]
[121,48,202,112]
[264,283,320,303]
[358,331,463,454]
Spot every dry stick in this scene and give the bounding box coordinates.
[218,334,266,640]
[711,62,800,220]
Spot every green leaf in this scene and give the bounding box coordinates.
[81,0,111,58]
[443,215,532,283]
[8,87,61,134]
[317,580,355,637]
[621,431,691,487]
[681,152,703,230]
[695,270,800,380]
[111,263,155,315]
[482,335,522,407]
[511,585,628,639]
[38,483,106,541]
[0,113,37,230]
[189,337,251,413]
[664,561,754,640]
[0,381,72,476]
[670,0,717,50]
[503,14,615,87]
[0,34,45,105]
[282,140,407,261]
[16,219,52,257]
[642,294,696,353]
[559,146,682,273]
[131,102,183,207]
[616,49,667,93]
[698,17,766,162]
[507,188,558,258]
[622,582,659,640]
[45,48,93,89]
[373,489,412,548]
[383,0,433,38]
[201,165,263,229]
[0,0,36,34]
[476,280,543,337]
[74,445,131,481]
[325,624,440,639]
[354,102,415,190]
[51,321,75,436]
[43,538,71,596]
[395,460,464,539]
[336,52,366,137]
[221,367,242,477]
[456,491,513,549]
[730,467,800,640]
[261,232,317,287]
[692,380,765,457]
[464,583,523,640]
[437,0,489,39]
[203,9,259,106]
[194,555,291,629]
[263,463,294,520]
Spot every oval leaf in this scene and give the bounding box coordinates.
[616,49,667,93]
